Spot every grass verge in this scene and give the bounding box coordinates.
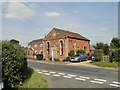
[19,68,48,88]
[90,61,119,68]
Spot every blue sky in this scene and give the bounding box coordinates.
[1,2,118,47]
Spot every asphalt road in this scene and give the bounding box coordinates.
[28,60,119,88]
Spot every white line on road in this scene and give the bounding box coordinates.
[94,78,106,82]
[35,70,40,72]
[75,78,86,81]
[58,73,65,75]
[112,81,120,85]
[38,71,42,74]
[90,80,104,84]
[110,84,120,87]
[42,70,48,72]
[63,76,72,79]
[44,73,50,75]
[67,74,76,77]
[53,74,60,77]
[49,71,56,74]
[79,76,90,79]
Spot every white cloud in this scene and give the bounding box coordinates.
[45,11,61,17]
[3,2,36,21]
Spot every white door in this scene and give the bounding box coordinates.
[52,49,56,61]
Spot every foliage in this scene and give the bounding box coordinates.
[63,57,70,62]
[36,54,43,60]
[77,49,85,55]
[90,61,119,68]
[94,42,104,49]
[19,68,48,88]
[2,40,28,88]
[103,44,109,55]
[110,37,120,49]
[94,49,104,62]
[54,58,60,61]
[109,50,120,62]
[10,39,19,45]
[70,50,75,56]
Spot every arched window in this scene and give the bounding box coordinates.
[60,40,63,55]
[47,42,50,54]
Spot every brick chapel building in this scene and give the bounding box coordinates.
[43,28,90,61]
[27,39,43,58]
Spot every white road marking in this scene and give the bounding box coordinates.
[49,71,56,74]
[63,76,72,78]
[44,73,50,75]
[94,78,106,82]
[79,76,90,79]
[110,84,120,87]
[42,70,48,72]
[35,70,40,72]
[90,80,104,84]
[38,71,42,74]
[53,74,60,77]
[67,74,76,77]
[113,81,120,85]
[58,73,65,75]
[75,78,86,81]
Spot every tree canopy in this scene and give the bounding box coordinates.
[110,37,120,49]
[2,40,27,88]
[10,39,19,44]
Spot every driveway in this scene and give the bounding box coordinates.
[28,60,119,88]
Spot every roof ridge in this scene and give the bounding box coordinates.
[54,28,89,40]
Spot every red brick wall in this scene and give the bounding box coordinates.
[67,38,90,55]
[43,38,90,61]
[28,43,43,55]
[43,39,66,61]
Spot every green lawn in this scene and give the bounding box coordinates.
[90,61,119,68]
[19,69,48,88]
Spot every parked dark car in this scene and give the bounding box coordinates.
[70,53,87,62]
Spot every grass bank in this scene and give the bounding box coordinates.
[19,68,48,88]
[90,61,119,68]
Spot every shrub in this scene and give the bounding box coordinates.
[54,58,60,61]
[110,50,120,62]
[2,41,28,88]
[63,57,70,62]
[36,54,43,60]
[70,50,75,56]
[77,49,85,55]
[94,49,104,62]
[103,44,109,55]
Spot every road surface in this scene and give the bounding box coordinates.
[28,60,119,88]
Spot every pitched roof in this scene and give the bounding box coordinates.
[53,28,90,41]
[28,39,43,45]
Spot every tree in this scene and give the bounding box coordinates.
[2,40,27,88]
[94,49,104,62]
[103,44,109,55]
[110,37,120,49]
[10,39,19,45]
[96,42,104,49]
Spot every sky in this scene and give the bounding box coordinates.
[1,1,118,47]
